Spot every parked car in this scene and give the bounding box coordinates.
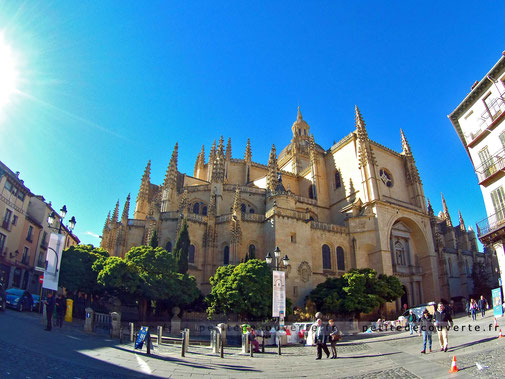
[0,283,6,311]
[5,288,34,312]
[31,294,41,312]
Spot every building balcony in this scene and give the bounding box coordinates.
[477,208,505,245]
[476,148,505,185]
[466,97,505,147]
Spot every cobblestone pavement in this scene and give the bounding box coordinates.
[2,309,505,378]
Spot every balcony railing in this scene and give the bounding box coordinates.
[477,207,505,238]
[475,148,505,183]
[465,97,505,143]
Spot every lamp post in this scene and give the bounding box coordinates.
[47,205,76,235]
[265,246,289,326]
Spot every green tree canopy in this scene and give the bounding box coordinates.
[59,244,109,294]
[206,259,273,320]
[309,268,404,318]
[149,230,159,248]
[173,220,190,274]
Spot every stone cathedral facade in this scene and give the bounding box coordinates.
[101,107,494,312]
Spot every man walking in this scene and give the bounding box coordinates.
[478,296,488,318]
[434,303,453,352]
[44,291,56,331]
[314,319,330,360]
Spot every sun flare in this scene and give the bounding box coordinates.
[0,31,19,111]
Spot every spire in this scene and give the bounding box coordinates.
[230,187,242,243]
[297,106,303,121]
[441,193,452,227]
[244,138,252,162]
[121,194,130,224]
[400,129,412,156]
[103,211,111,231]
[112,200,120,225]
[427,198,434,217]
[267,144,279,192]
[309,134,317,163]
[459,210,466,231]
[211,136,225,182]
[194,152,200,175]
[138,160,151,198]
[163,143,178,189]
[225,137,232,161]
[199,145,205,167]
[209,139,216,164]
[355,105,376,168]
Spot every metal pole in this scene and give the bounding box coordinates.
[220,335,224,358]
[120,327,123,343]
[181,330,186,357]
[147,333,151,355]
[278,335,281,355]
[130,322,134,342]
[157,326,162,346]
[261,330,265,353]
[250,340,253,357]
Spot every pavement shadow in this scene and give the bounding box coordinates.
[338,352,400,359]
[113,345,262,372]
[447,336,497,352]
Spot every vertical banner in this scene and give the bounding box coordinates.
[42,233,65,291]
[492,287,503,318]
[272,270,285,318]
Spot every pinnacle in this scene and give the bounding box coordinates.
[400,129,412,154]
[225,137,232,160]
[297,106,303,120]
[244,138,252,161]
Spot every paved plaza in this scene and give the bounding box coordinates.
[1,310,505,378]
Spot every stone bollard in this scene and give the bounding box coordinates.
[184,328,190,353]
[110,312,121,339]
[241,333,249,354]
[157,326,163,345]
[171,306,181,336]
[84,308,95,333]
[129,322,135,342]
[217,323,227,346]
[210,330,217,353]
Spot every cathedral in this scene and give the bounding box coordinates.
[100,107,495,312]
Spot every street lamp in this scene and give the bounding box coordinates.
[265,246,289,333]
[47,205,76,234]
[265,246,289,270]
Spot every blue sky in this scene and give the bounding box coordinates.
[0,1,503,246]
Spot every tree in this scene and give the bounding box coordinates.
[149,230,159,248]
[173,220,190,274]
[96,245,199,320]
[206,259,272,320]
[309,268,404,319]
[59,244,109,295]
[471,262,494,299]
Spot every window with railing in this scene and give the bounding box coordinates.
[491,187,505,222]
[0,232,6,253]
[26,226,33,242]
[2,209,12,230]
[36,252,46,268]
[484,94,503,121]
[21,247,29,265]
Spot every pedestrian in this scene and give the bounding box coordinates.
[419,309,433,353]
[470,298,477,321]
[55,293,66,327]
[314,319,330,360]
[465,299,470,318]
[43,291,56,331]
[246,327,260,353]
[408,310,418,335]
[478,296,488,318]
[328,319,340,359]
[434,303,453,352]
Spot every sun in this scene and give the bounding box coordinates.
[0,31,19,111]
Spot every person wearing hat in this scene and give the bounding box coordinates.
[419,309,434,353]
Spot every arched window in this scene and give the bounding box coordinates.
[308,185,314,199]
[336,246,345,271]
[202,206,208,216]
[165,241,172,252]
[335,171,341,189]
[224,246,229,265]
[193,203,200,214]
[249,244,256,259]
[395,241,406,266]
[322,244,331,269]
[298,128,301,136]
[241,203,246,213]
[189,245,195,264]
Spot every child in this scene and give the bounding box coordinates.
[419,309,433,353]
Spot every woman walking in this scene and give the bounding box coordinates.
[470,299,477,321]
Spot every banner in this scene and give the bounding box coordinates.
[42,233,65,291]
[492,287,503,318]
[272,270,285,318]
